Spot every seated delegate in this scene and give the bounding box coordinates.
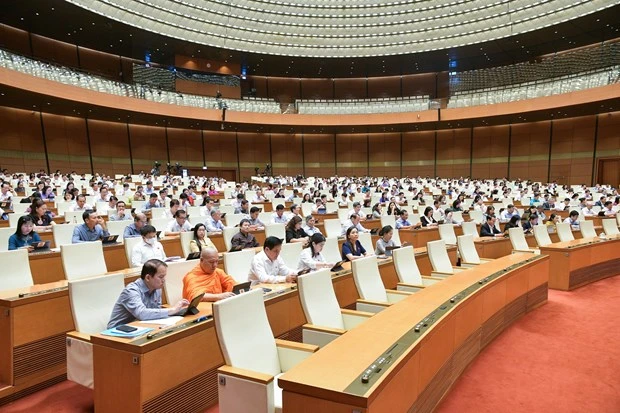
[71,210,110,243]
[249,236,298,284]
[230,219,260,251]
[342,226,371,261]
[131,225,167,267]
[182,247,236,302]
[107,259,189,329]
[8,215,41,251]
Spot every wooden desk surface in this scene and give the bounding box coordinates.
[279,253,550,411]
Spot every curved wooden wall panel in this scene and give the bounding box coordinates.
[271,133,303,177]
[42,113,91,174]
[471,125,510,179]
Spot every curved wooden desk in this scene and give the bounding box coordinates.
[279,253,550,413]
[539,235,620,291]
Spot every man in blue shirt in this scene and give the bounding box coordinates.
[107,259,189,328]
[71,210,110,243]
[124,213,148,238]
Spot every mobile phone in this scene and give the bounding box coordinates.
[116,325,138,333]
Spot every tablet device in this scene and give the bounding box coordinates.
[186,251,201,260]
[0,201,10,210]
[330,260,346,272]
[221,213,227,218]
[156,231,162,239]
[101,235,119,244]
[232,281,252,295]
[297,268,311,276]
[30,240,51,251]
[369,228,380,235]
[366,214,373,220]
[116,325,137,333]
[178,293,205,316]
[385,245,401,251]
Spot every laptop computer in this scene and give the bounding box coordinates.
[178,293,204,316]
[0,201,10,211]
[30,240,51,251]
[232,281,252,295]
[101,235,119,244]
[186,251,201,260]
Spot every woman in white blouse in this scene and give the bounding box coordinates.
[297,233,333,271]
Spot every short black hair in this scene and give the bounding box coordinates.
[174,209,187,218]
[264,236,283,250]
[149,193,158,199]
[250,206,260,213]
[140,224,157,236]
[569,210,579,218]
[82,209,96,221]
[276,204,284,211]
[140,259,167,279]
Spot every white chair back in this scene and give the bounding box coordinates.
[337,209,349,223]
[380,215,396,229]
[149,218,170,233]
[298,269,345,330]
[265,223,285,241]
[322,237,342,264]
[213,289,281,376]
[180,231,194,257]
[124,236,142,267]
[280,242,303,269]
[323,219,342,238]
[533,225,552,247]
[457,235,482,265]
[61,241,108,281]
[68,273,124,334]
[223,249,256,283]
[427,240,453,274]
[602,219,619,236]
[225,214,245,228]
[12,203,30,214]
[469,210,484,224]
[222,227,238,251]
[556,223,575,242]
[508,227,529,251]
[186,206,202,220]
[580,220,597,238]
[461,221,478,237]
[0,227,14,252]
[164,260,197,304]
[438,223,457,245]
[64,211,83,224]
[0,249,34,290]
[392,246,423,285]
[106,220,132,243]
[358,232,373,254]
[53,223,79,247]
[351,256,388,303]
[301,203,314,217]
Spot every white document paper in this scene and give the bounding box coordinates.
[139,316,183,326]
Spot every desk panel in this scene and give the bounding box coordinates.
[540,236,620,290]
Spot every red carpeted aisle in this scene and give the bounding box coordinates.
[1,276,618,413]
[436,275,620,413]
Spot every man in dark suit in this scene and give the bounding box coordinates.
[480,215,502,237]
[521,214,539,233]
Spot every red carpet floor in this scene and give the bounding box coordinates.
[1,276,618,413]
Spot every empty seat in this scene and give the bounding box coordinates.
[213,289,318,413]
[53,223,79,247]
[461,221,478,237]
[555,222,575,242]
[61,241,108,281]
[508,227,539,254]
[580,220,598,239]
[392,246,442,292]
[66,273,125,389]
[223,249,256,283]
[457,235,495,266]
[533,225,552,247]
[427,240,466,278]
[0,249,34,291]
[163,260,198,304]
[298,269,372,347]
[438,223,458,245]
[264,223,285,241]
[602,219,620,236]
[352,256,411,313]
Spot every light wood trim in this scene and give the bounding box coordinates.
[431,271,455,277]
[275,339,319,353]
[421,276,445,282]
[67,330,91,342]
[302,324,347,336]
[396,282,425,289]
[356,299,391,307]
[340,309,374,318]
[217,365,274,384]
[385,289,412,296]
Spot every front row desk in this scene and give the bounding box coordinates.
[2,234,618,411]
